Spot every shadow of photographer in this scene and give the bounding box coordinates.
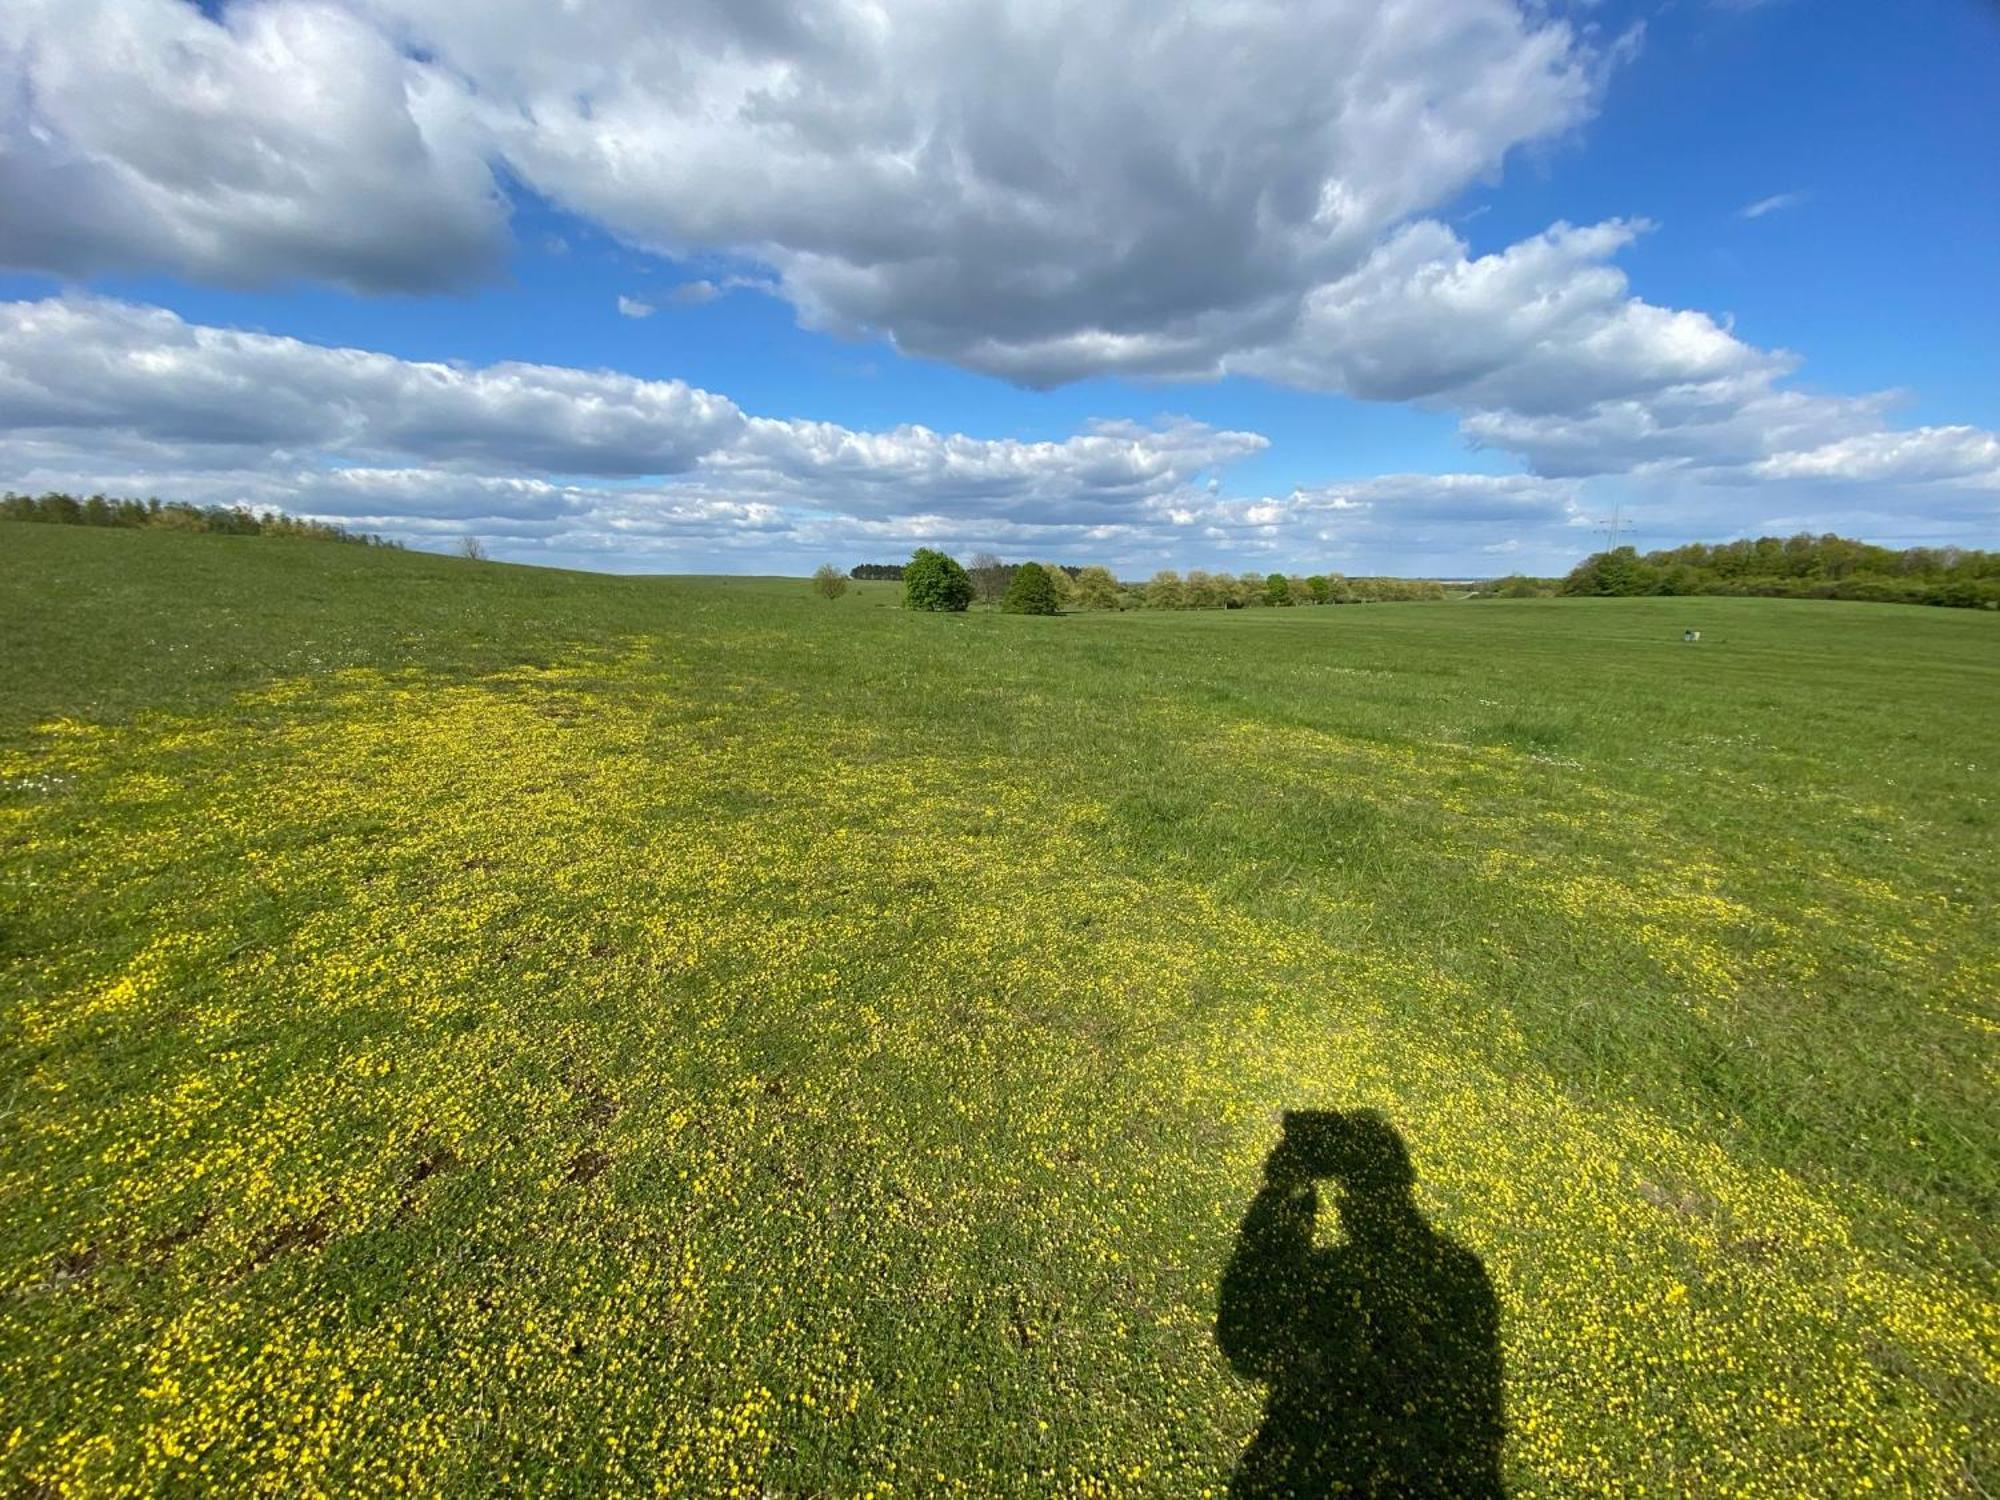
[1216,1109,1505,1497]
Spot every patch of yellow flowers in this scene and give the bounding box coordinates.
[0,641,1990,1495]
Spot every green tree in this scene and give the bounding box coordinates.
[1146,570,1186,609]
[1562,547,1658,597]
[1074,565,1120,610]
[902,547,974,611]
[1655,564,1701,597]
[1264,572,1292,606]
[1043,563,1078,609]
[1002,561,1061,615]
[1184,569,1221,608]
[811,563,848,599]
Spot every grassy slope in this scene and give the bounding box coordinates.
[2,523,1995,1495]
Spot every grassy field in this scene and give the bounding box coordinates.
[2,522,1995,1496]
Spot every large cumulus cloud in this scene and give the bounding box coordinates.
[0,297,746,474]
[0,295,1271,563]
[1234,219,2000,493]
[372,0,1601,382]
[0,0,1610,375]
[0,0,505,290]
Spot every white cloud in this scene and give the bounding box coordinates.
[1739,190,1809,220]
[1221,218,2000,500]
[0,294,1274,560]
[1232,219,1777,411]
[0,296,745,476]
[1459,384,1892,479]
[715,416,1266,523]
[4,0,1604,381]
[1146,472,1585,560]
[2,294,1993,575]
[665,281,722,306]
[616,296,655,319]
[436,0,1602,384]
[0,0,505,290]
[666,277,772,306]
[1750,428,2000,487]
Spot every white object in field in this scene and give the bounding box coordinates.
[1682,628,1702,643]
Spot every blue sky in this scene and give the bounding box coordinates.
[1,0,1995,574]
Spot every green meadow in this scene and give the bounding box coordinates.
[2,522,1994,1496]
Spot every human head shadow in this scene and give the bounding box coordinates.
[1215,1109,1505,1498]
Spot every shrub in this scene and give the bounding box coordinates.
[1002,561,1061,615]
[902,547,974,612]
[812,563,848,599]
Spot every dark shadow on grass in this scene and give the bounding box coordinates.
[1217,1109,1505,1497]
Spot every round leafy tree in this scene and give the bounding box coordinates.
[1002,560,1061,615]
[902,547,974,612]
[1073,565,1120,610]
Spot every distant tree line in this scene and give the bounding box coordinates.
[1132,571,1447,608]
[2,490,398,548]
[852,557,1095,592]
[864,533,2000,615]
[854,547,1456,613]
[1551,534,2000,609]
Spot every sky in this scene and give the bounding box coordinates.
[0,0,1995,577]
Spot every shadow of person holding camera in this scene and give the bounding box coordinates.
[1216,1109,1505,1497]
